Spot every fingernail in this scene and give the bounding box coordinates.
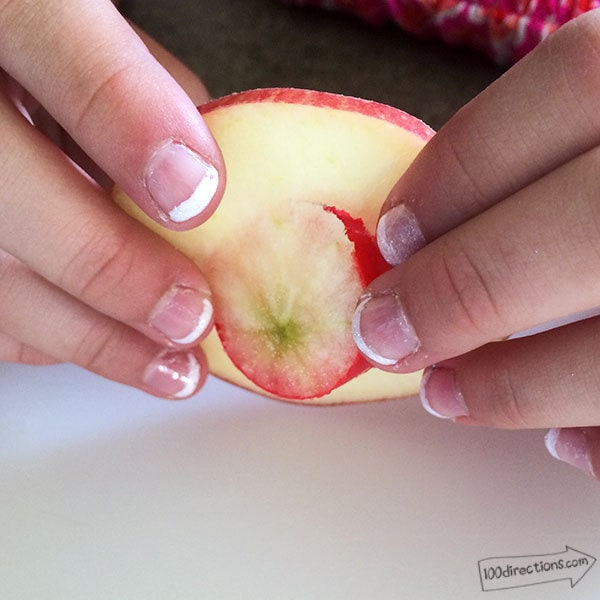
[545,428,594,476]
[145,141,219,223]
[143,349,203,399]
[420,366,468,419]
[352,292,419,366]
[150,285,213,345]
[377,203,426,266]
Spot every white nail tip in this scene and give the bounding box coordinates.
[544,428,561,460]
[377,204,426,266]
[171,298,214,345]
[419,370,450,419]
[169,353,201,399]
[168,163,219,223]
[352,296,399,366]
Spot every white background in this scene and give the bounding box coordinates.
[2,362,599,599]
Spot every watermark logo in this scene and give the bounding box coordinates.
[478,546,596,592]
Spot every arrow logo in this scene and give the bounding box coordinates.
[478,546,596,592]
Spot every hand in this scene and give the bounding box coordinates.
[352,11,600,478]
[0,0,225,399]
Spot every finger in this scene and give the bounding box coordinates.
[0,255,207,399]
[2,71,113,187]
[130,23,211,106]
[0,330,59,365]
[376,11,600,264]
[7,25,213,190]
[545,427,600,480]
[0,99,214,350]
[353,143,600,371]
[418,317,600,428]
[26,102,114,188]
[0,0,224,230]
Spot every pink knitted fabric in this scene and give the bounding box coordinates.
[281,0,600,64]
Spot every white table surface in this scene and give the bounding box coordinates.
[2,362,598,599]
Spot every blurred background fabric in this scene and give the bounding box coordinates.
[121,0,504,130]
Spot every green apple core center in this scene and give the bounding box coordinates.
[261,313,303,355]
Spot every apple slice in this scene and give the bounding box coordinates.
[114,88,434,404]
[211,201,386,399]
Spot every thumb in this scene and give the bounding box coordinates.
[0,0,225,230]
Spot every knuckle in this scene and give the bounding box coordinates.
[71,61,135,133]
[57,36,141,134]
[433,245,507,340]
[60,224,137,303]
[72,319,126,373]
[442,132,489,212]
[484,365,530,428]
[563,147,600,264]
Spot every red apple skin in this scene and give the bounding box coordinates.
[200,88,435,144]
[324,206,391,288]
[322,205,393,394]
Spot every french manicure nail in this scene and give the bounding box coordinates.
[420,366,468,419]
[377,203,426,266]
[145,141,219,223]
[352,292,419,366]
[150,285,213,345]
[143,349,202,399]
[545,428,594,476]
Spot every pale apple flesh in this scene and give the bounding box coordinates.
[212,202,376,399]
[114,88,434,404]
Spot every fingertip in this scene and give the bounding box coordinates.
[127,25,226,230]
[376,202,427,266]
[352,291,420,368]
[144,138,224,231]
[148,284,214,348]
[142,347,209,400]
[419,365,469,420]
[544,427,596,477]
